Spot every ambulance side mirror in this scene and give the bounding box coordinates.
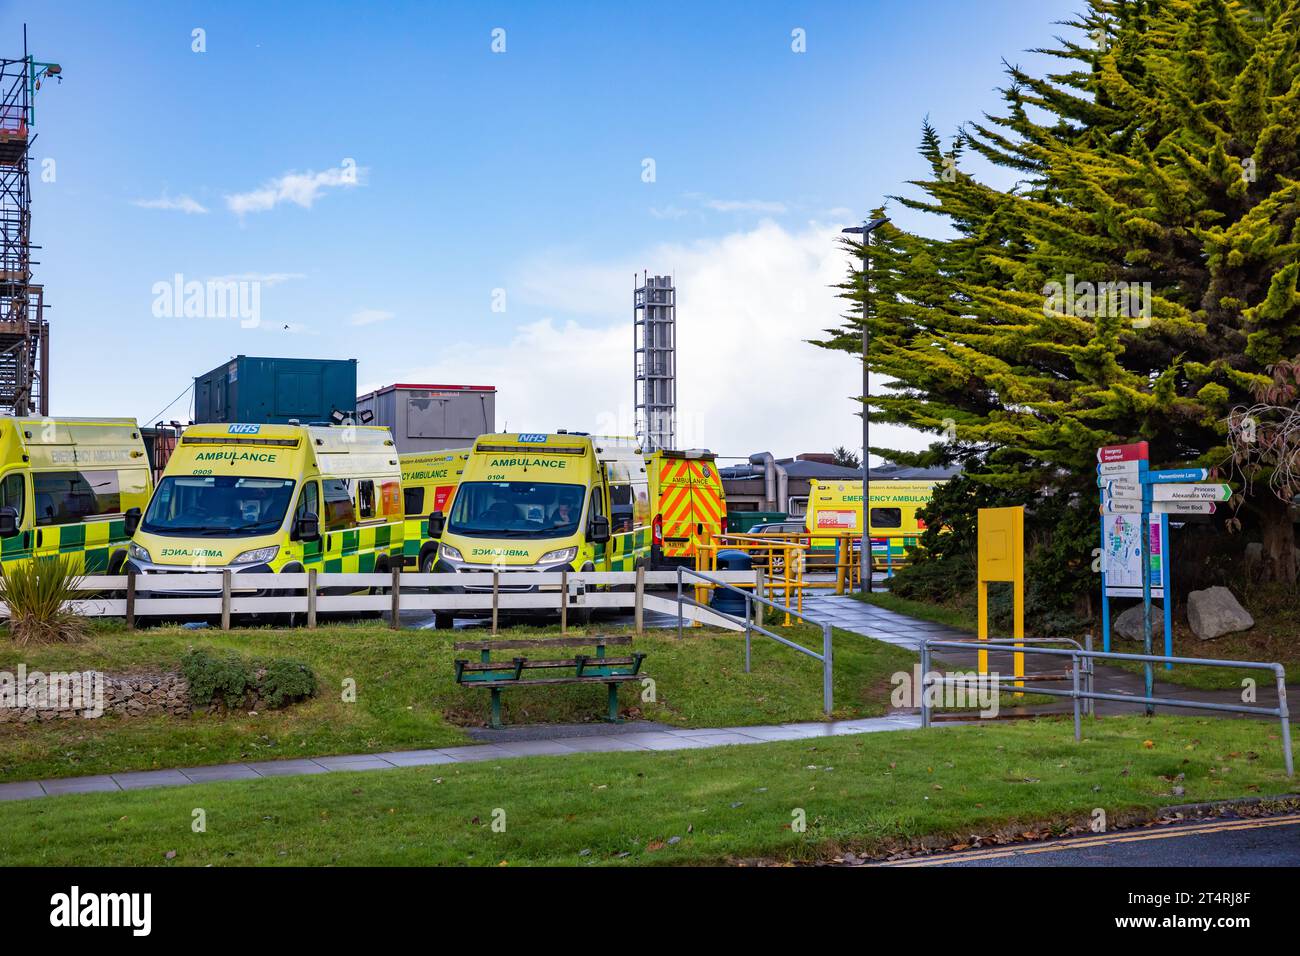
[589,514,610,544]
[427,511,445,537]
[0,506,17,538]
[123,507,142,537]
[294,512,321,543]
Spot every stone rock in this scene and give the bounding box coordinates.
[1187,586,1254,640]
[1113,602,1163,641]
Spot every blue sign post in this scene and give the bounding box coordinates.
[1098,451,1224,706]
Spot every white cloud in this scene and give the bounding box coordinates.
[649,195,790,221]
[132,194,208,214]
[350,309,394,326]
[205,272,305,287]
[649,204,690,220]
[383,220,929,460]
[225,164,363,217]
[703,198,788,214]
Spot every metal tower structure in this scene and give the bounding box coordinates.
[0,31,59,416]
[633,272,676,452]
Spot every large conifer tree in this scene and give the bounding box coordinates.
[822,0,1300,583]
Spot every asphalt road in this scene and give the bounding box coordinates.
[879,814,1300,867]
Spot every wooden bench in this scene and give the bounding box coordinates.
[453,636,647,729]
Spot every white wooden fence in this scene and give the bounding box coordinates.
[0,569,763,631]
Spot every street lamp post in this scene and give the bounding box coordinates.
[842,217,889,593]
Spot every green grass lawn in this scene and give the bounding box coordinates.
[1100,584,1300,691]
[0,620,915,783]
[853,589,979,632]
[0,715,1290,866]
[1104,633,1289,691]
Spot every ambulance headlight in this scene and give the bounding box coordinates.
[231,545,279,566]
[128,543,151,563]
[538,546,577,566]
[439,542,464,563]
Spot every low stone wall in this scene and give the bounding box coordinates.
[0,671,190,723]
[1,660,315,723]
[106,672,191,719]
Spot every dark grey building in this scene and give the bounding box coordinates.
[355,382,496,453]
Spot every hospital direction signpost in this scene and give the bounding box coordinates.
[1097,445,1230,714]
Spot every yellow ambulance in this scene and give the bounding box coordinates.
[0,417,152,574]
[804,479,940,570]
[399,448,469,572]
[644,449,727,569]
[126,422,405,587]
[428,432,648,627]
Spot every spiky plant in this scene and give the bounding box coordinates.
[0,556,88,646]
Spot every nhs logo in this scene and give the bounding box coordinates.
[517,433,547,443]
[228,424,261,434]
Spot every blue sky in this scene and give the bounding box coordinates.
[2,0,1082,459]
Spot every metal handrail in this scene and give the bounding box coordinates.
[676,565,833,715]
[918,637,1292,776]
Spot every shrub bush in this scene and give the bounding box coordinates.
[258,658,317,708]
[181,649,251,708]
[180,649,318,710]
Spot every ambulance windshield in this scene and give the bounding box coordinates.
[142,476,297,537]
[447,481,585,538]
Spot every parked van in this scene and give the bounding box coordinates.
[399,448,469,572]
[0,417,152,574]
[428,432,649,628]
[125,422,405,587]
[804,479,940,569]
[645,449,726,569]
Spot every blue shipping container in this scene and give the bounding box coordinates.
[193,355,358,425]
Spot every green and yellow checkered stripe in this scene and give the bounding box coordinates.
[0,519,129,574]
[306,520,404,573]
[595,527,649,571]
[402,517,430,566]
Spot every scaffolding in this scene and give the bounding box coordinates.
[633,272,676,451]
[0,32,59,416]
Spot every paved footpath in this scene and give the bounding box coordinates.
[0,713,922,804]
[801,593,974,650]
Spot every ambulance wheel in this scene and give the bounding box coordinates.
[421,553,455,630]
[419,549,439,584]
[569,563,594,626]
[364,557,390,620]
[106,550,128,600]
[273,562,306,627]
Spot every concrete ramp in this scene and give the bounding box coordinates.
[642,593,744,631]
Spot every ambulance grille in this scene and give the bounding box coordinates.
[474,443,585,455]
[181,437,301,448]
